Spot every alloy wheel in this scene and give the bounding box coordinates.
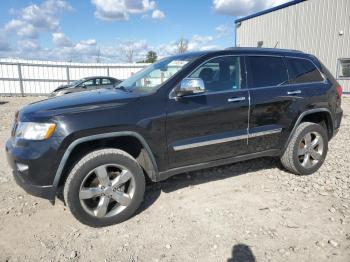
[298,131,324,169]
[79,164,135,218]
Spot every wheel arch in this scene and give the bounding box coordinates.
[283,108,334,152]
[52,131,159,193]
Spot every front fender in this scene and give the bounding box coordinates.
[52,131,159,192]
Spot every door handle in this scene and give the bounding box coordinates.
[287,90,301,95]
[228,97,246,102]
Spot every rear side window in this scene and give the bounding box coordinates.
[246,56,289,88]
[286,58,324,84]
[101,78,112,85]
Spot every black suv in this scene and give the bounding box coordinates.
[6,48,343,227]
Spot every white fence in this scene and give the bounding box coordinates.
[0,59,149,96]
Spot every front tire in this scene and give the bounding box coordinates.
[64,149,145,227]
[281,122,328,175]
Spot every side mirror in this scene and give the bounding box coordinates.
[176,78,205,97]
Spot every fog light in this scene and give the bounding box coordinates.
[16,163,29,172]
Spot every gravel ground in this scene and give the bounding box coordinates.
[0,96,349,262]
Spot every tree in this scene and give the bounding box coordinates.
[125,46,134,63]
[145,51,157,63]
[95,47,101,63]
[120,44,135,63]
[176,37,188,54]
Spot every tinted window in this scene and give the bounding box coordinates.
[189,56,241,92]
[82,79,94,86]
[101,78,112,85]
[247,56,288,88]
[286,58,324,84]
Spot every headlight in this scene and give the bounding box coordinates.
[15,122,56,140]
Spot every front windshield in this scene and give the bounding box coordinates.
[71,78,86,86]
[116,53,201,93]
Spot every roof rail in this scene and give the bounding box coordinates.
[225,47,303,53]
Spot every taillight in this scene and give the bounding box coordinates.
[14,110,19,122]
[336,86,343,98]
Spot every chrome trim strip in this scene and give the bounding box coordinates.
[287,90,301,95]
[173,134,247,151]
[173,128,282,151]
[228,97,246,102]
[248,128,282,138]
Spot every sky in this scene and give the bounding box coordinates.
[0,0,290,63]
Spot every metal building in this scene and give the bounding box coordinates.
[235,0,350,93]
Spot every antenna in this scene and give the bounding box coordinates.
[274,41,279,48]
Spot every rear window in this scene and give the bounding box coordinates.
[246,56,289,88]
[286,57,324,84]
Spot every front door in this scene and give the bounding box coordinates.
[166,55,249,169]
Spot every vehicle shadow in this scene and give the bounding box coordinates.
[136,157,279,215]
[227,244,256,262]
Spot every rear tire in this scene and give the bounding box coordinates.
[64,148,145,227]
[281,122,328,175]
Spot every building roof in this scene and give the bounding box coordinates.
[235,0,306,23]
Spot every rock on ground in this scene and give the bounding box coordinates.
[0,96,350,262]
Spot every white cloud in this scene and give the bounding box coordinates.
[151,9,165,20]
[155,34,218,58]
[91,0,164,21]
[215,24,232,38]
[4,19,24,31]
[17,24,38,38]
[21,4,58,31]
[79,39,97,46]
[53,36,99,60]
[188,34,215,51]
[52,32,73,47]
[4,0,72,39]
[42,0,73,13]
[0,32,11,51]
[213,0,289,16]
[19,39,40,51]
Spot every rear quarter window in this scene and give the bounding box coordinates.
[286,57,324,84]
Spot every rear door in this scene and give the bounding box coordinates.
[284,56,328,102]
[166,55,250,168]
[101,78,114,88]
[245,55,301,153]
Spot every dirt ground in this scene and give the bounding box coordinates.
[0,96,349,262]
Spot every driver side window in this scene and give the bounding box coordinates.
[81,79,94,87]
[189,56,241,93]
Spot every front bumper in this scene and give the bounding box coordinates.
[5,138,60,200]
[12,169,55,200]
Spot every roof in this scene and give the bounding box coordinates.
[83,76,118,79]
[170,48,305,59]
[235,0,306,23]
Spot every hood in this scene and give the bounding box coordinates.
[53,84,73,92]
[19,88,141,121]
